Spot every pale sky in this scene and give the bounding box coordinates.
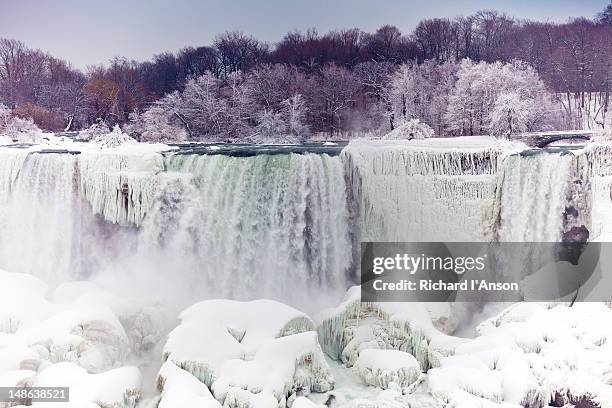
[0,0,606,70]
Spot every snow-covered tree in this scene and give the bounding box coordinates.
[4,116,44,143]
[488,92,535,135]
[94,124,136,148]
[79,118,110,141]
[281,94,309,139]
[445,59,552,136]
[384,60,458,136]
[252,109,289,143]
[175,72,255,140]
[126,107,187,143]
[0,104,11,133]
[0,104,44,143]
[383,118,434,140]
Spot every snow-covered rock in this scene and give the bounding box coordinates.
[0,272,130,373]
[429,302,612,407]
[163,299,334,408]
[354,349,421,391]
[291,396,324,408]
[319,287,612,407]
[33,362,140,407]
[156,361,222,408]
[316,287,460,371]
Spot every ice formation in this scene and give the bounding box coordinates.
[353,349,422,391]
[316,286,459,372]
[79,148,164,226]
[341,138,510,241]
[163,299,334,408]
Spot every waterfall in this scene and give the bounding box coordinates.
[0,148,353,310]
[0,139,598,310]
[136,153,353,304]
[496,152,573,242]
[0,152,82,283]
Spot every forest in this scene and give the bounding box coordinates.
[1,3,612,141]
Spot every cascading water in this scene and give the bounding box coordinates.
[0,148,353,311]
[0,153,82,283]
[136,153,353,305]
[496,152,573,242]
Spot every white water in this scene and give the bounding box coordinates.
[137,153,353,306]
[0,153,82,282]
[496,152,572,242]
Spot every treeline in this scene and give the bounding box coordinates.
[0,4,611,138]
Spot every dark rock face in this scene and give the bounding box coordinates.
[562,225,590,243]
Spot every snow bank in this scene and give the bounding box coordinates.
[163,299,334,408]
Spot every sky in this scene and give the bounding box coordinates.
[0,0,606,70]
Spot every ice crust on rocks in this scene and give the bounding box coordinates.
[353,349,422,391]
[340,138,521,242]
[162,299,334,408]
[156,361,222,408]
[316,286,462,371]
